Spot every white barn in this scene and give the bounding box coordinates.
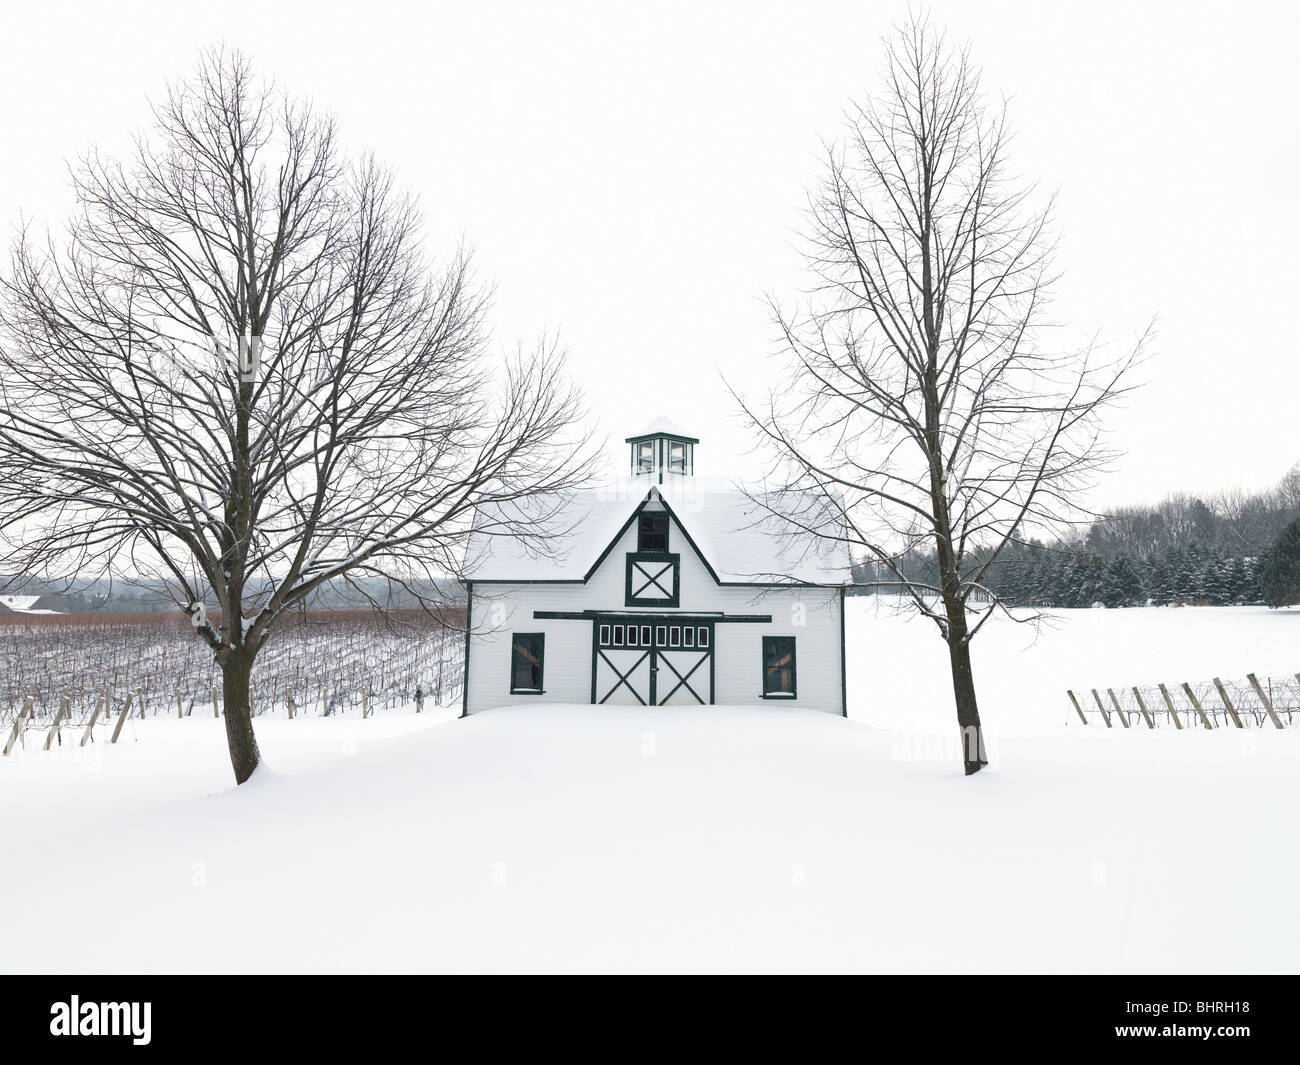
[460,418,851,715]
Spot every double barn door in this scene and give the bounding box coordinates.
[593,617,713,706]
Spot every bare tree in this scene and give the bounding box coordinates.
[0,49,595,783]
[731,16,1146,774]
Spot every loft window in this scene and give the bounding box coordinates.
[639,512,669,552]
[510,633,545,694]
[635,440,654,474]
[762,636,796,698]
[668,441,686,473]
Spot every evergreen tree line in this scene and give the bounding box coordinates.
[849,464,1300,608]
[851,540,1263,608]
[988,541,1263,608]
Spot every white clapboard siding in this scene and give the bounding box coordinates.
[465,508,843,715]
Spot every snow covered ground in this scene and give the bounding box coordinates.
[1,603,1297,973]
[853,599,1300,735]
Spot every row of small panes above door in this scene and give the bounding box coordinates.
[597,621,710,649]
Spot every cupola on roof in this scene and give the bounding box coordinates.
[625,415,697,480]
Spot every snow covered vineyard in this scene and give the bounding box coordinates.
[0,608,465,736]
[1068,673,1300,729]
[2,599,1299,972]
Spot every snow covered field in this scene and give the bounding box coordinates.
[2,603,1297,974]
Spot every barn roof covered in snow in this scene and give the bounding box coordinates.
[462,478,851,586]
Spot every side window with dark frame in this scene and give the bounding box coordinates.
[762,636,796,698]
[510,633,545,694]
[638,511,669,552]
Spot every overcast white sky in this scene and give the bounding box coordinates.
[2,0,1297,508]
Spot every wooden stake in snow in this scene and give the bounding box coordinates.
[1106,688,1130,728]
[1090,688,1112,728]
[44,696,69,751]
[1130,686,1156,729]
[1211,677,1243,729]
[80,693,105,747]
[176,687,183,719]
[1157,683,1183,730]
[110,694,135,744]
[3,697,33,756]
[212,685,219,719]
[1246,673,1285,730]
[1181,682,1214,730]
[1067,690,1088,725]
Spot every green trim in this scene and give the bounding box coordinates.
[761,635,797,699]
[479,576,848,589]
[708,629,715,704]
[534,610,772,622]
[469,578,586,585]
[460,581,473,718]
[624,431,700,445]
[625,551,680,607]
[839,586,847,717]
[509,632,546,695]
[590,618,598,704]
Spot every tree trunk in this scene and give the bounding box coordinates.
[221,649,262,784]
[945,631,987,775]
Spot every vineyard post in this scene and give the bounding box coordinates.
[43,695,69,751]
[110,693,135,744]
[1157,683,1183,729]
[1066,690,1089,725]
[1181,683,1214,730]
[1106,688,1130,728]
[1211,677,1244,729]
[3,696,32,756]
[1090,688,1112,728]
[80,692,105,747]
[1130,687,1156,729]
[1246,673,1285,730]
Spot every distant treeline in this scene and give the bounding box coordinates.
[852,464,1300,608]
[1,575,466,615]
